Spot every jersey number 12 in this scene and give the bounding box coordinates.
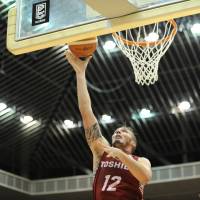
[102,175,122,191]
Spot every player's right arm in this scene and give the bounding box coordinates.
[65,51,109,170]
[85,122,109,170]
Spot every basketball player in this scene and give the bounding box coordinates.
[65,50,152,200]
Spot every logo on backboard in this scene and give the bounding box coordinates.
[32,0,50,26]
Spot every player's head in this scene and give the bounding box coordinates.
[112,126,137,153]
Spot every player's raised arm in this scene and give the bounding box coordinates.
[65,51,109,169]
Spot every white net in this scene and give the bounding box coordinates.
[113,19,177,85]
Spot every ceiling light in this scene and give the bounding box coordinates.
[103,40,116,50]
[178,101,191,112]
[0,103,7,111]
[145,32,159,42]
[139,108,152,119]
[191,23,200,34]
[100,114,115,124]
[101,114,111,121]
[20,115,33,124]
[64,119,76,129]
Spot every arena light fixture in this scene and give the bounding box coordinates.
[178,101,191,112]
[64,119,76,129]
[145,32,159,42]
[191,23,200,34]
[0,102,7,111]
[103,40,116,50]
[100,114,115,124]
[20,115,33,124]
[139,108,153,119]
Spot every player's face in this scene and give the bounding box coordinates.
[112,127,134,148]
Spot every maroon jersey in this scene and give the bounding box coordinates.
[93,152,144,200]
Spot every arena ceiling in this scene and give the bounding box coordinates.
[0,0,200,182]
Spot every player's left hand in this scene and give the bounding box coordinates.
[104,146,122,159]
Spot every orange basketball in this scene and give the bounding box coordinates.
[68,37,98,58]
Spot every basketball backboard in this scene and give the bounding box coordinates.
[7,0,200,55]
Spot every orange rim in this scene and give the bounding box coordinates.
[112,19,177,47]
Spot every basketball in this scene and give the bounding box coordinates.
[68,37,98,58]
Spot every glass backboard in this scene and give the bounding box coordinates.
[16,0,186,41]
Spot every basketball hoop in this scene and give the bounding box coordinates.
[112,19,177,85]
